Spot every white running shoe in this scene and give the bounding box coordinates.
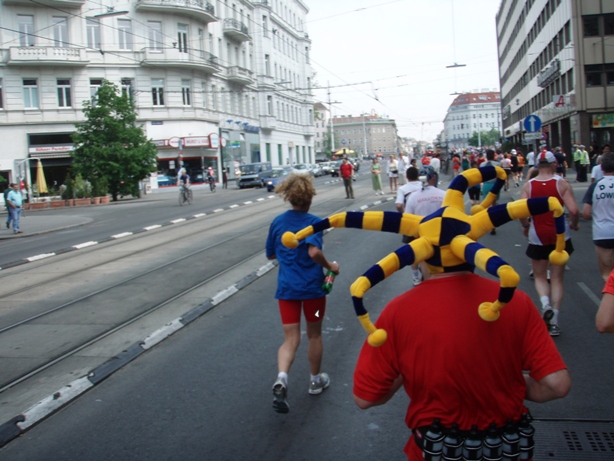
[272,377,289,413]
[309,373,330,395]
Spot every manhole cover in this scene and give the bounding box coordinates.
[534,420,614,460]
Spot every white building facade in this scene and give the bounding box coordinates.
[497,0,614,157]
[442,90,502,150]
[0,0,314,189]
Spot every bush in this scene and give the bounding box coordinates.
[61,174,74,200]
[91,177,108,197]
[73,174,91,198]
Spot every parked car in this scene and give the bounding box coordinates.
[349,158,360,172]
[292,163,314,176]
[157,175,176,186]
[319,161,333,175]
[329,160,343,177]
[266,168,292,192]
[190,170,205,184]
[310,164,323,177]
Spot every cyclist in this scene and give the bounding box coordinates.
[178,168,191,189]
[206,166,216,191]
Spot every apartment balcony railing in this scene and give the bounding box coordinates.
[3,0,84,5]
[136,0,216,23]
[141,48,219,73]
[6,46,89,66]
[259,115,277,130]
[223,18,251,42]
[226,66,254,85]
[256,74,275,89]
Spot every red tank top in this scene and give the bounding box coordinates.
[528,177,563,245]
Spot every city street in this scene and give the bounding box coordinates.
[0,168,613,460]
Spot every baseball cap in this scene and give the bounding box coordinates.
[510,149,517,154]
[419,165,437,181]
[538,151,556,164]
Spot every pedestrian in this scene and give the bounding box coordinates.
[339,157,354,199]
[4,184,13,229]
[387,154,399,193]
[510,149,520,186]
[222,167,229,189]
[353,254,570,461]
[467,162,481,204]
[409,158,417,169]
[370,157,384,195]
[429,153,441,177]
[451,154,461,177]
[6,182,23,234]
[404,166,445,285]
[526,148,535,175]
[517,150,526,181]
[579,144,590,182]
[553,146,567,178]
[480,149,501,234]
[500,153,512,191]
[266,174,339,414]
[597,268,614,333]
[397,153,408,185]
[520,150,579,336]
[582,152,614,282]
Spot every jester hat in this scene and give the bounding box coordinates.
[282,165,569,347]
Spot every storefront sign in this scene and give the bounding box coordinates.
[209,133,220,149]
[183,136,210,148]
[152,139,168,147]
[154,134,221,149]
[244,124,260,133]
[28,145,74,153]
[538,59,560,88]
[593,113,614,128]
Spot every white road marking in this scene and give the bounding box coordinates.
[578,282,601,307]
[212,286,239,305]
[112,232,133,238]
[144,225,162,231]
[360,205,368,210]
[170,219,186,224]
[257,198,265,202]
[244,201,253,204]
[213,208,224,213]
[230,204,239,208]
[27,253,56,262]
[141,319,184,350]
[73,241,98,249]
[193,213,206,218]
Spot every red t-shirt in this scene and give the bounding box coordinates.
[339,162,353,179]
[353,273,566,460]
[528,177,564,246]
[603,269,614,294]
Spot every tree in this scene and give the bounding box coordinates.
[72,80,157,201]
[468,128,501,147]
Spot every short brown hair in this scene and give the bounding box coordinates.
[275,173,316,208]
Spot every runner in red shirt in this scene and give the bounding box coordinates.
[339,157,354,199]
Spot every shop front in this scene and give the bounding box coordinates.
[220,124,261,180]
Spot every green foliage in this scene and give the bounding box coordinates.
[61,174,74,200]
[73,173,91,198]
[91,176,108,197]
[72,79,157,201]
[468,128,501,147]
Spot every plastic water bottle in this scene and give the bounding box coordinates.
[462,425,483,460]
[322,263,337,294]
[501,420,520,461]
[422,418,445,460]
[483,424,503,461]
[442,424,463,461]
[518,414,535,460]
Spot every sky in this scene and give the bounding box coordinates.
[305,0,503,142]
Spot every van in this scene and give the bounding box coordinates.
[236,162,273,188]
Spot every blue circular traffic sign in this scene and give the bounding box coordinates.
[523,115,542,133]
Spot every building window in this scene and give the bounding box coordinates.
[265,54,270,76]
[267,95,273,115]
[0,79,4,109]
[182,79,191,106]
[585,65,602,87]
[152,78,164,106]
[178,24,188,53]
[53,17,68,47]
[148,21,163,51]
[89,78,103,101]
[262,15,268,37]
[23,79,39,109]
[18,15,35,47]
[202,82,207,108]
[121,78,134,98]
[607,64,614,86]
[583,15,600,37]
[605,14,614,35]
[57,79,72,107]
[212,85,217,109]
[266,143,271,162]
[118,19,133,50]
[278,144,283,165]
[86,19,101,49]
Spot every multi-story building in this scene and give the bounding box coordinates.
[313,101,329,157]
[0,0,314,190]
[442,90,502,150]
[497,0,614,157]
[331,114,398,157]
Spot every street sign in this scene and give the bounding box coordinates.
[341,138,347,145]
[524,132,542,141]
[523,115,542,133]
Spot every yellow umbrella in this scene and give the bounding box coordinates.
[36,160,48,194]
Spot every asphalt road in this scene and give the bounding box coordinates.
[1,169,613,460]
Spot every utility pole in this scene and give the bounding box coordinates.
[327,82,341,158]
[362,113,368,158]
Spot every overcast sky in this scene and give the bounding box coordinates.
[305,0,502,142]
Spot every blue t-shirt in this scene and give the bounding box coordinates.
[266,210,326,300]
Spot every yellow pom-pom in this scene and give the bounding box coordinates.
[478,302,500,322]
[471,204,484,215]
[549,250,569,266]
[367,329,387,347]
[281,231,298,249]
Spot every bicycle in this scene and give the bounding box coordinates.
[207,175,216,193]
[178,184,193,205]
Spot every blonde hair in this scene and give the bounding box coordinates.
[275,173,316,208]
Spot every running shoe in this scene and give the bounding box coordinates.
[529,270,534,278]
[272,378,289,413]
[542,305,554,326]
[548,324,561,337]
[412,273,422,286]
[309,373,330,395]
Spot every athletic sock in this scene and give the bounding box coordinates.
[278,372,288,383]
[552,309,560,324]
[412,269,421,279]
[310,374,320,383]
[540,296,551,309]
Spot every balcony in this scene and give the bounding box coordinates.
[141,48,219,73]
[256,74,275,89]
[260,115,277,130]
[7,47,89,66]
[223,18,251,42]
[3,0,85,5]
[227,66,253,85]
[304,125,315,136]
[136,0,217,23]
